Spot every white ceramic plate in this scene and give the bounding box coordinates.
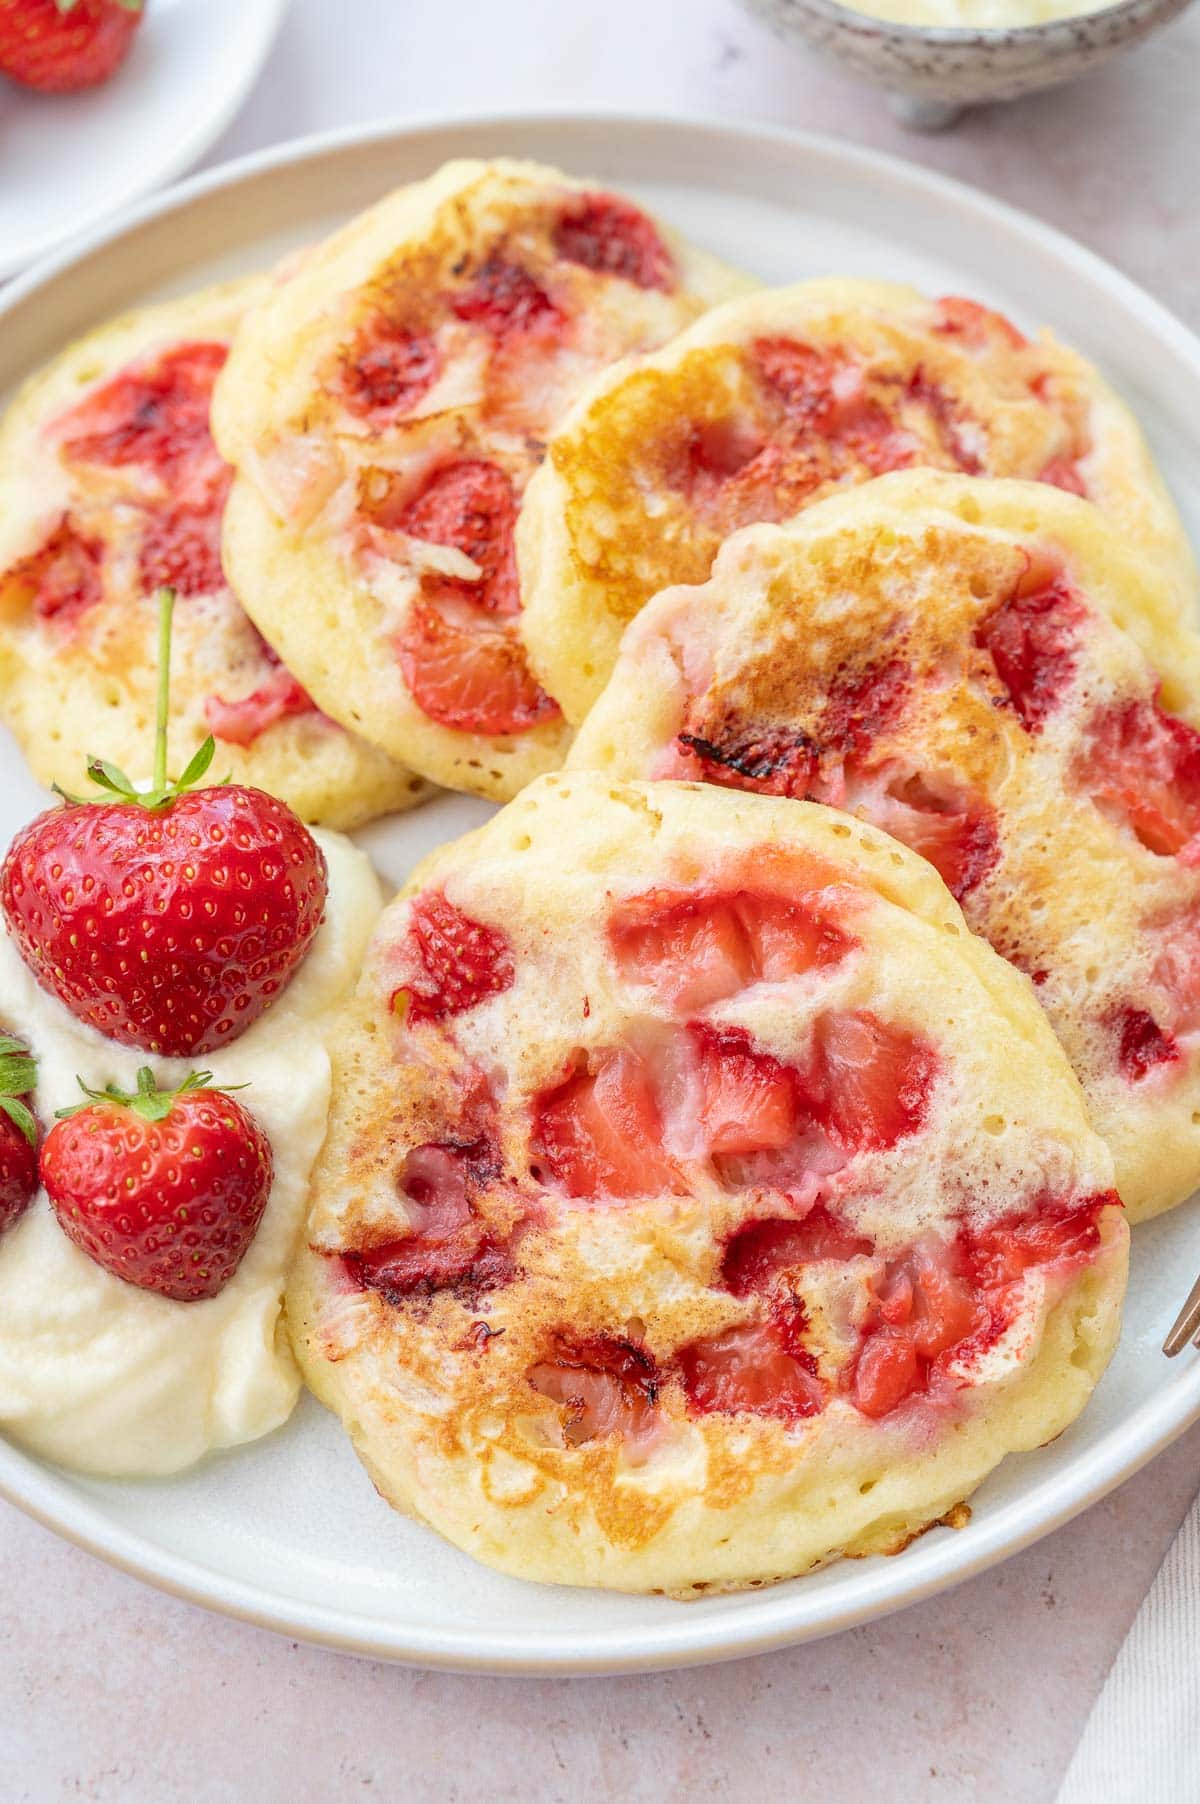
[0,0,290,279]
[1,113,1199,1675]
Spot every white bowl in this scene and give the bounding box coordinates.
[739,0,1194,127]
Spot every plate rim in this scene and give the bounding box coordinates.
[2,105,1200,1674]
[0,0,293,280]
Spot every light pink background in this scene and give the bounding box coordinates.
[3,0,1199,1797]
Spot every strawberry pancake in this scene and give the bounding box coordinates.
[0,279,425,828]
[517,278,1197,722]
[570,471,1200,1222]
[289,773,1125,1594]
[211,158,753,799]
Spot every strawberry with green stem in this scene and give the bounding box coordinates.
[41,1066,273,1300]
[0,1034,38,1237]
[1,588,328,1058]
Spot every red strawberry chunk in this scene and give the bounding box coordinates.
[932,296,1027,353]
[852,1332,922,1419]
[339,316,441,422]
[608,886,854,1013]
[451,259,560,339]
[138,486,230,598]
[753,337,915,477]
[1114,1007,1179,1083]
[821,658,912,759]
[344,1140,515,1301]
[531,1049,680,1201]
[396,460,519,615]
[204,664,318,746]
[674,721,819,797]
[528,1331,662,1446]
[678,1309,824,1424]
[688,1023,803,1157]
[1039,454,1088,498]
[3,517,104,624]
[553,192,676,291]
[958,1193,1110,1291]
[720,1207,873,1296]
[0,0,145,93]
[1148,900,1200,1038]
[851,1237,986,1418]
[399,891,515,1026]
[397,596,560,735]
[1077,696,1200,856]
[975,573,1086,731]
[58,343,227,484]
[803,1010,936,1153]
[875,770,1001,902]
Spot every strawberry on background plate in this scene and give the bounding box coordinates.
[0,1033,38,1237]
[0,589,328,1058]
[0,0,144,93]
[41,1067,273,1300]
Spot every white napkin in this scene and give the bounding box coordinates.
[1056,1491,1200,1804]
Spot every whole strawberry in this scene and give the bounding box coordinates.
[0,0,144,93]
[1,590,328,1058]
[0,1033,39,1237]
[41,1068,273,1300]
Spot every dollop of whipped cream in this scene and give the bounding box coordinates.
[0,829,381,1477]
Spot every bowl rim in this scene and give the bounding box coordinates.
[747,0,1190,49]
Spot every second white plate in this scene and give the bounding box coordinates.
[1,111,1199,1674]
[0,0,290,279]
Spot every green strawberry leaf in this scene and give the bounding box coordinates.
[55,1066,248,1124]
[0,1094,37,1148]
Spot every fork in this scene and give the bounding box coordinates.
[1163,1274,1200,1356]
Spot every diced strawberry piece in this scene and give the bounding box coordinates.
[753,337,914,476]
[3,517,104,623]
[1148,900,1200,1037]
[804,1010,936,1153]
[678,1309,824,1423]
[932,296,1027,353]
[720,1207,873,1296]
[608,886,853,1013]
[1114,1007,1180,1083]
[342,1138,517,1301]
[527,1331,662,1445]
[876,771,1001,902]
[451,259,560,339]
[852,1331,921,1419]
[553,192,676,292]
[531,1049,680,1201]
[1077,696,1200,856]
[958,1193,1110,1290]
[138,487,229,598]
[820,658,911,758]
[397,596,561,735]
[974,575,1086,732]
[689,1023,803,1157]
[844,1194,1112,1419]
[1038,454,1088,498]
[901,369,983,475]
[398,890,515,1026]
[904,1241,986,1358]
[57,343,227,482]
[675,722,818,797]
[396,460,519,615]
[204,665,318,746]
[338,316,441,422]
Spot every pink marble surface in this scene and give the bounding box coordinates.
[4,1,1200,1797]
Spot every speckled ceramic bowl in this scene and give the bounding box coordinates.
[740,0,1193,127]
